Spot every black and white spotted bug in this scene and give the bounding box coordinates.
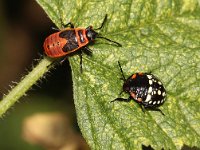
[111,62,166,115]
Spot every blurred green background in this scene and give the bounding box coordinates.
[0,1,85,149]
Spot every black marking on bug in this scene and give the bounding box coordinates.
[59,30,79,52]
[78,30,85,43]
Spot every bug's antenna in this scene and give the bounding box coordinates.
[94,14,108,30]
[96,36,122,47]
[118,61,126,81]
[94,14,122,47]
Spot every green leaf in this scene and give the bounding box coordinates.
[36,0,200,149]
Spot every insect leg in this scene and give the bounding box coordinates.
[78,51,83,73]
[111,96,131,103]
[82,46,92,56]
[63,22,75,28]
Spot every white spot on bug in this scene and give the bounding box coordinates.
[162,92,166,96]
[147,75,152,79]
[145,94,151,102]
[158,90,161,95]
[157,101,160,104]
[158,81,162,85]
[148,100,152,104]
[153,101,157,105]
[149,80,153,85]
[148,87,152,93]
[154,90,156,94]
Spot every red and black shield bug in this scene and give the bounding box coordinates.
[111,62,166,115]
[43,15,122,72]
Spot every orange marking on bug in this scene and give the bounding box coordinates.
[130,92,136,99]
[131,74,137,79]
[138,72,144,76]
[137,98,143,102]
[82,29,89,43]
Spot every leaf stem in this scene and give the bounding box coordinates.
[0,57,53,117]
